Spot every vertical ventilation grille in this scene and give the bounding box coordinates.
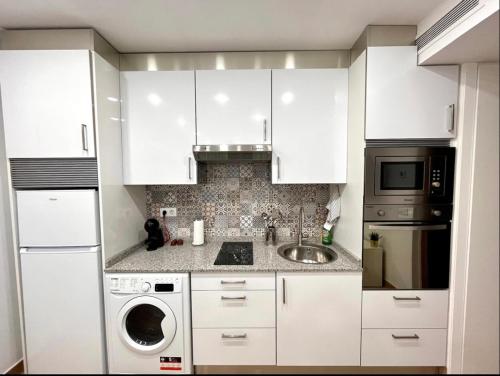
[416,0,479,50]
[10,158,98,189]
[365,140,451,148]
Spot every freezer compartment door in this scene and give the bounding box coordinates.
[16,189,100,247]
[20,248,105,374]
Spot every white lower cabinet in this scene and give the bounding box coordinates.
[193,328,276,366]
[362,290,449,329]
[191,272,275,291]
[276,272,362,366]
[361,329,448,366]
[191,272,276,366]
[361,290,449,366]
[191,290,276,328]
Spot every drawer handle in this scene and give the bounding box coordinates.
[221,296,247,300]
[393,296,421,301]
[221,333,247,339]
[392,334,420,340]
[220,280,246,285]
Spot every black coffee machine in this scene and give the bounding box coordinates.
[144,218,164,251]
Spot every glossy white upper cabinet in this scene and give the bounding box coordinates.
[272,69,348,184]
[277,272,362,366]
[0,50,95,158]
[195,70,271,145]
[121,71,197,184]
[366,46,459,139]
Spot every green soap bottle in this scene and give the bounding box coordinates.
[321,223,333,245]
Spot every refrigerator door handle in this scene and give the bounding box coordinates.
[20,246,101,254]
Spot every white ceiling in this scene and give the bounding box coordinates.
[0,0,447,53]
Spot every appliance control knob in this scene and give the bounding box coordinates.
[141,282,151,292]
[432,181,441,188]
[377,210,386,217]
[431,209,442,217]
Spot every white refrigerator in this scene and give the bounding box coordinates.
[17,190,105,374]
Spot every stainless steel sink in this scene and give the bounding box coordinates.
[277,243,338,264]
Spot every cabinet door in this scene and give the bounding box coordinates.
[0,50,95,158]
[277,272,362,366]
[272,69,348,183]
[195,69,271,145]
[121,71,197,184]
[366,46,459,139]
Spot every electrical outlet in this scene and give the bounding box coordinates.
[160,207,177,217]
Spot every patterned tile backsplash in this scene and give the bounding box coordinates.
[146,162,331,240]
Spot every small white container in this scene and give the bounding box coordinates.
[192,219,204,246]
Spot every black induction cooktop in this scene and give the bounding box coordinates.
[214,242,254,265]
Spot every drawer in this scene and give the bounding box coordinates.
[192,290,275,328]
[361,329,447,366]
[191,272,275,291]
[362,290,449,328]
[193,328,276,365]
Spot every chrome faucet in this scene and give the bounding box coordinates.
[297,206,308,246]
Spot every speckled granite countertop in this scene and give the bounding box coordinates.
[105,237,361,273]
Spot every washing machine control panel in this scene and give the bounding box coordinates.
[109,275,182,294]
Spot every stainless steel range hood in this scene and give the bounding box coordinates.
[193,145,272,162]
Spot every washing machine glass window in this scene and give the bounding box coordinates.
[126,304,165,346]
[118,296,177,354]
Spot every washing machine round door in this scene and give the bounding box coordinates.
[118,296,177,354]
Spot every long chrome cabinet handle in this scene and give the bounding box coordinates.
[221,333,247,339]
[368,224,447,231]
[81,124,88,151]
[282,278,286,304]
[220,280,246,285]
[188,156,192,180]
[446,104,455,132]
[221,296,247,300]
[393,296,421,301]
[277,156,281,180]
[392,334,420,340]
[263,119,267,142]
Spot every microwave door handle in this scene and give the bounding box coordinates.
[367,224,447,231]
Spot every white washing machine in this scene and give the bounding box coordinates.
[105,273,192,374]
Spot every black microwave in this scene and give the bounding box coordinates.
[364,147,455,206]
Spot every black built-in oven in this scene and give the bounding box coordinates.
[363,147,455,290]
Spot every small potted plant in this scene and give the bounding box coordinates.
[369,232,380,248]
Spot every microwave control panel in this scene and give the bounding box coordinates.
[430,155,446,197]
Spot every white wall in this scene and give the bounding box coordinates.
[447,63,499,374]
[92,52,146,262]
[0,97,22,373]
[334,50,366,259]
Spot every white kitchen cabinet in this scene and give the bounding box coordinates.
[361,329,447,366]
[193,328,276,366]
[121,71,197,184]
[191,272,276,366]
[195,69,271,145]
[191,272,275,291]
[360,290,449,366]
[365,46,459,139]
[276,272,362,366]
[191,290,276,328]
[272,69,348,184]
[362,290,449,329]
[0,50,95,158]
